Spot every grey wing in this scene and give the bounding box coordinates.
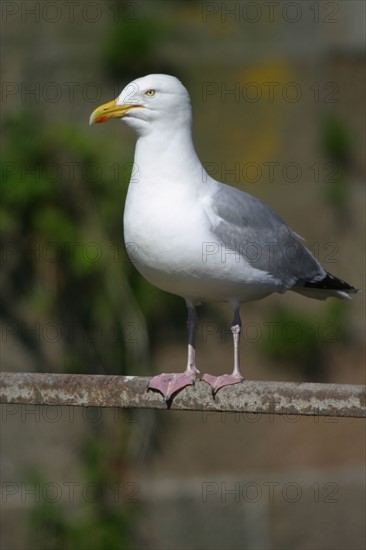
[206,183,326,289]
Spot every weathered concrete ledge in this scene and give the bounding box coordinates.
[1,372,365,418]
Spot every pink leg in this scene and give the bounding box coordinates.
[148,303,200,401]
[203,306,244,395]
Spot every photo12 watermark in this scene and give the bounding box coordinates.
[201,2,341,25]
[0,404,141,425]
[1,1,142,24]
[201,479,340,504]
[201,160,341,185]
[201,81,339,104]
[201,240,340,266]
[1,480,139,504]
[1,320,142,346]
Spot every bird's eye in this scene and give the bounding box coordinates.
[145,89,156,96]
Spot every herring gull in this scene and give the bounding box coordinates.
[90,74,358,401]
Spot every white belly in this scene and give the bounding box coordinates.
[123,181,280,303]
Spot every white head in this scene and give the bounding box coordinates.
[90,74,192,136]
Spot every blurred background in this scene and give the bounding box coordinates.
[1,1,365,549]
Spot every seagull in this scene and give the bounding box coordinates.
[90,74,359,401]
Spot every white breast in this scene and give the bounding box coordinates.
[123,176,280,303]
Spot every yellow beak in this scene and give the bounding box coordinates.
[89,98,143,125]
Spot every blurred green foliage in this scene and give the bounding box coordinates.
[259,301,350,380]
[321,115,353,223]
[322,115,352,166]
[1,111,148,375]
[103,3,170,81]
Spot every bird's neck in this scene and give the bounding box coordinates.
[133,125,205,185]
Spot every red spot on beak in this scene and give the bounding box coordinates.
[95,116,109,124]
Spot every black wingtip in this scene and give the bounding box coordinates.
[304,272,359,293]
